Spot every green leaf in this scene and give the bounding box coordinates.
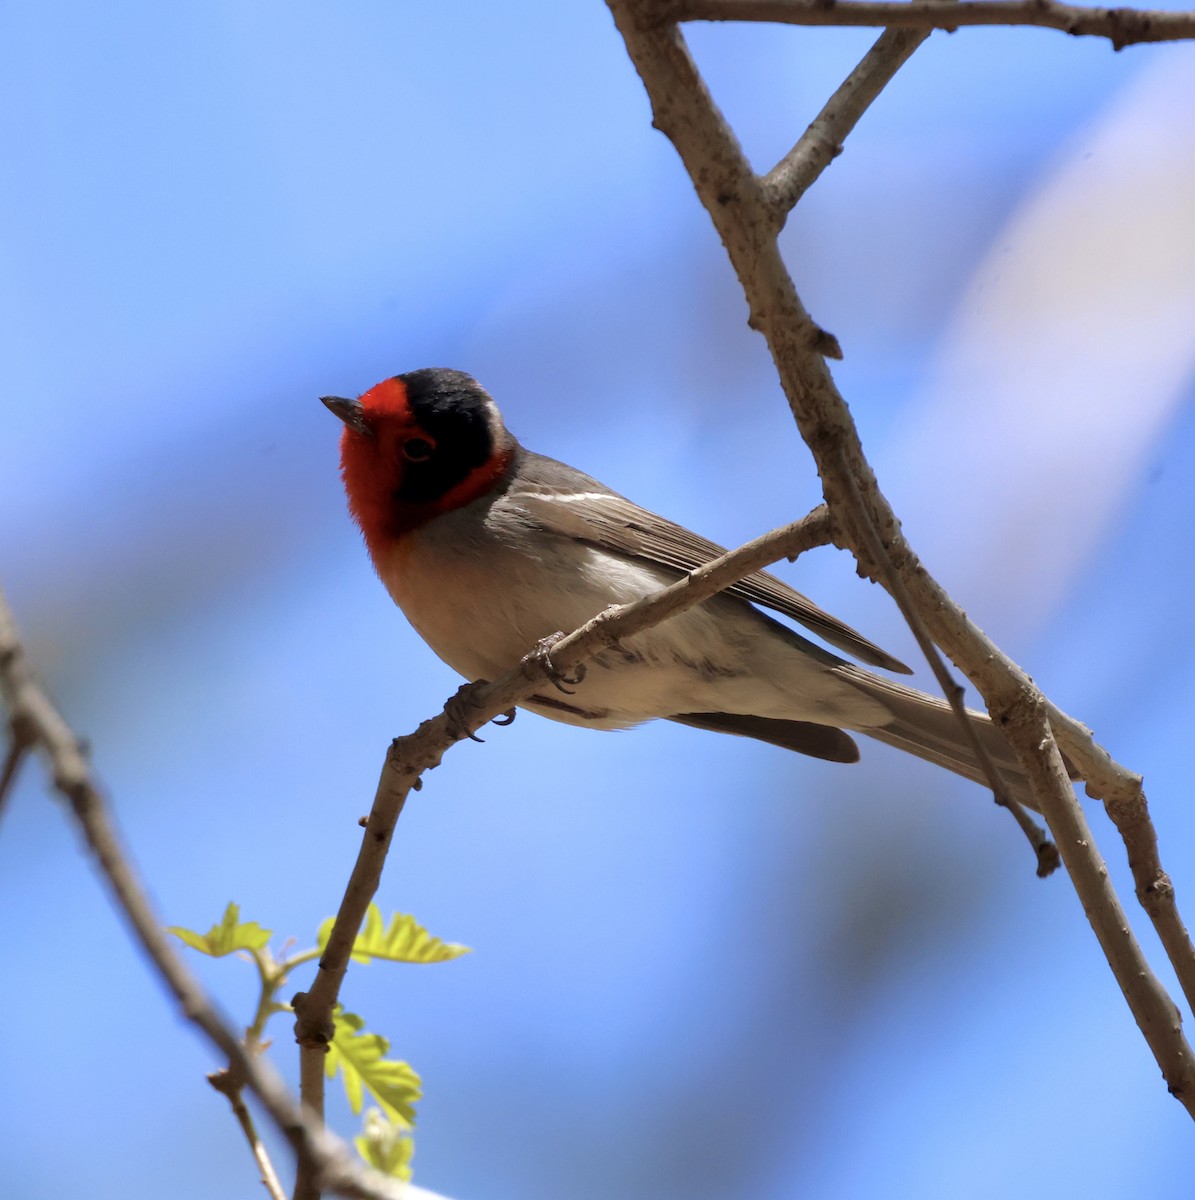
[317,904,471,965]
[326,1009,422,1127]
[354,1108,414,1181]
[167,902,271,957]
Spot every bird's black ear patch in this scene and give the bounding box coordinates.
[393,368,498,504]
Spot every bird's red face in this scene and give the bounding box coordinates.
[324,369,516,554]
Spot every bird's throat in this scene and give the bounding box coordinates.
[348,443,516,558]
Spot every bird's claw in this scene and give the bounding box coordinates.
[444,689,517,740]
[531,633,587,695]
[444,682,486,742]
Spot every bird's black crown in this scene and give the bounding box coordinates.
[393,367,503,504]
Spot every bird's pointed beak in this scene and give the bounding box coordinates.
[321,394,372,436]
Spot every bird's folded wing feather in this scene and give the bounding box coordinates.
[512,454,911,674]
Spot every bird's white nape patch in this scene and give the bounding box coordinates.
[479,392,508,446]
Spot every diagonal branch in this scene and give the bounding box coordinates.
[761,27,930,223]
[208,1068,289,1200]
[292,507,834,1068]
[834,451,1058,876]
[844,521,1195,1044]
[675,0,1195,50]
[1001,695,1188,1064]
[1052,713,1195,1019]
[607,0,1195,1114]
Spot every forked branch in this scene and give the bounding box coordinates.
[607,0,1195,1112]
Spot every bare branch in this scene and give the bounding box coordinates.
[676,0,1195,50]
[762,28,929,223]
[833,455,1059,876]
[999,695,1190,1078]
[843,523,1195,1079]
[209,1069,289,1200]
[0,585,451,1200]
[1051,716,1195,1020]
[293,508,834,1056]
[607,0,1195,1114]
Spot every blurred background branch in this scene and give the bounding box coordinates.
[0,587,451,1200]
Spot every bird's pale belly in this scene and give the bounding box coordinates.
[376,531,616,675]
[372,528,886,731]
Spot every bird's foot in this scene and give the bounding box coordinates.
[529,633,587,695]
[444,682,487,743]
[444,685,518,742]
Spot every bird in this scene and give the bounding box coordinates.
[323,366,1037,806]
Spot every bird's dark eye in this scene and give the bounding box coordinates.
[401,436,435,462]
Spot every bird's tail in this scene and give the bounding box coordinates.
[836,665,1061,812]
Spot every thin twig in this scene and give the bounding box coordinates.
[293,507,834,1058]
[676,0,1195,50]
[607,0,1195,1115]
[761,27,930,224]
[833,454,1058,876]
[209,1068,289,1200]
[0,585,448,1200]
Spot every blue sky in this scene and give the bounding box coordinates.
[3,5,1195,1199]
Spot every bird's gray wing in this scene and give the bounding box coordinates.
[511,452,911,674]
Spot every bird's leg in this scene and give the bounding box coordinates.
[529,632,587,695]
